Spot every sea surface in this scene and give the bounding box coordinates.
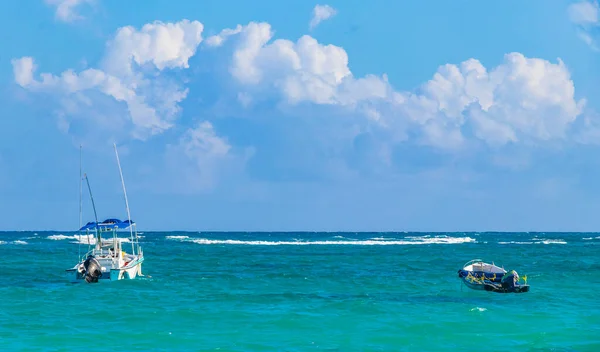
[0,231,599,351]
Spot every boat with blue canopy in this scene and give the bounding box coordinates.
[65,144,144,283]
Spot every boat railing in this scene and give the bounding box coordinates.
[462,259,483,268]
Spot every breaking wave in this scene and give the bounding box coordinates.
[166,235,476,246]
[46,234,131,244]
[165,235,190,240]
[0,240,28,245]
[498,238,567,245]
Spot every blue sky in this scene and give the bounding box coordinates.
[2,0,600,231]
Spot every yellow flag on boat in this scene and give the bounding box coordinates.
[522,275,527,283]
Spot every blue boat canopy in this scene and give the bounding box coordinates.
[79,218,134,231]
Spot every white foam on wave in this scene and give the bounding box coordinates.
[539,239,567,244]
[498,239,567,245]
[48,234,95,244]
[166,235,190,240]
[0,240,28,245]
[47,234,131,245]
[405,235,432,240]
[470,307,487,312]
[47,234,72,240]
[167,235,476,246]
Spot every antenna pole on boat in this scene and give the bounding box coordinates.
[113,143,135,255]
[84,173,100,246]
[78,145,82,260]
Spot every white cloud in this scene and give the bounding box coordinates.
[568,1,600,50]
[309,4,337,30]
[11,20,204,141]
[164,121,245,192]
[206,22,585,150]
[465,54,583,145]
[180,121,231,159]
[11,57,36,87]
[211,22,387,107]
[10,17,595,190]
[400,53,584,148]
[45,0,92,22]
[568,0,599,25]
[102,20,204,77]
[205,25,243,47]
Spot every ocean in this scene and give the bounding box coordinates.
[0,231,598,351]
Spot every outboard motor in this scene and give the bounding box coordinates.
[83,255,102,283]
[500,270,518,291]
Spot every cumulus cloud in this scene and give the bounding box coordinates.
[568,1,600,50]
[400,53,584,148]
[11,17,594,189]
[164,121,252,192]
[309,4,337,30]
[45,0,92,22]
[205,22,585,150]
[180,121,231,160]
[102,20,204,77]
[208,22,386,106]
[11,20,204,141]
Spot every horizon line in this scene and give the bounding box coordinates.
[0,229,598,233]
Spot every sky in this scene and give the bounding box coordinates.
[1,0,600,232]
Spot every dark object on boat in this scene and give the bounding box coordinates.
[83,256,102,283]
[482,270,530,293]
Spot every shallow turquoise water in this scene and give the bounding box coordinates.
[0,232,599,351]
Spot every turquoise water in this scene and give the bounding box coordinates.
[0,232,599,351]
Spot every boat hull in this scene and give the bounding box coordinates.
[461,277,487,290]
[483,282,530,294]
[66,258,144,283]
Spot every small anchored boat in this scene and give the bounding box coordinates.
[65,144,144,283]
[458,259,529,293]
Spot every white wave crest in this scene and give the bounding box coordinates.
[539,239,567,244]
[47,234,72,240]
[47,234,131,244]
[0,240,28,245]
[470,307,487,312]
[48,234,95,244]
[498,239,567,245]
[165,235,190,240]
[167,236,476,246]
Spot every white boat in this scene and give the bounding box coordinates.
[66,144,144,283]
[457,259,506,290]
[457,259,530,293]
